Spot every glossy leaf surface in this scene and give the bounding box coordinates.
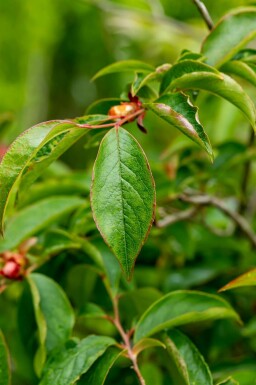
[0,331,10,385]
[134,290,240,342]
[221,60,256,87]
[28,273,75,375]
[219,268,256,292]
[78,347,122,385]
[202,7,256,67]
[133,338,165,356]
[146,92,213,159]
[92,60,154,81]
[39,336,115,385]
[91,127,155,280]
[0,196,84,252]
[163,329,212,385]
[160,60,256,128]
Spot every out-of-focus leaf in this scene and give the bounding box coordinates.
[132,338,165,356]
[221,60,256,87]
[78,347,122,385]
[79,303,106,319]
[0,330,11,385]
[163,329,212,385]
[201,7,256,67]
[219,268,256,292]
[91,127,155,280]
[217,378,239,385]
[131,72,159,96]
[28,273,75,375]
[134,290,240,342]
[92,60,154,81]
[0,196,84,252]
[86,99,122,115]
[140,362,164,385]
[160,60,256,128]
[39,336,116,385]
[146,92,213,159]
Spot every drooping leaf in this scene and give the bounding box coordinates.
[91,127,155,280]
[134,290,240,342]
[92,60,155,81]
[131,72,160,96]
[78,347,122,385]
[160,60,256,128]
[201,7,256,67]
[0,119,89,233]
[219,268,256,292]
[216,378,239,385]
[39,335,116,385]
[27,273,75,375]
[0,331,11,385]
[0,196,84,252]
[146,92,213,159]
[163,329,213,385]
[132,338,165,357]
[221,60,256,87]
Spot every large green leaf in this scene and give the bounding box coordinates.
[201,7,256,67]
[78,347,122,385]
[0,120,88,233]
[39,336,116,385]
[92,60,155,81]
[146,92,213,159]
[0,196,84,252]
[91,127,155,280]
[134,290,240,342]
[160,60,256,128]
[28,273,75,375]
[219,268,256,292]
[0,331,11,385]
[163,329,212,385]
[221,60,256,88]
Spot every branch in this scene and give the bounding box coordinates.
[180,194,256,248]
[156,206,198,228]
[192,0,214,30]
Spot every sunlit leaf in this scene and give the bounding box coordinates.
[132,338,165,357]
[160,60,256,128]
[39,336,116,385]
[0,331,11,385]
[92,60,155,81]
[134,290,240,342]
[28,273,75,375]
[146,92,213,159]
[91,127,155,280]
[221,60,256,87]
[202,7,256,67]
[163,329,212,385]
[219,268,256,292]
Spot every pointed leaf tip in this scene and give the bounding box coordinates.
[91,127,156,280]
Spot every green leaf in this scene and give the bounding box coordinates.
[27,273,75,375]
[134,290,240,342]
[219,268,256,292]
[79,302,106,319]
[86,98,122,115]
[201,7,256,67]
[78,347,122,385]
[163,329,212,385]
[217,378,239,385]
[221,60,256,87]
[0,196,84,252]
[92,60,155,81]
[160,60,256,128]
[0,331,11,385]
[39,335,116,385]
[131,72,160,96]
[91,127,155,280]
[0,120,88,233]
[146,92,213,159]
[133,338,165,357]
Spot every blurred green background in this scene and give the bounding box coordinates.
[0,0,254,145]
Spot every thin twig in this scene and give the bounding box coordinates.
[192,0,214,30]
[156,207,198,228]
[180,194,256,248]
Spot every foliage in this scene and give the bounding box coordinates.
[1,1,256,384]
